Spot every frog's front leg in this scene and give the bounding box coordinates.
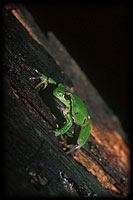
[55,111,73,136]
[36,75,57,89]
[30,69,56,89]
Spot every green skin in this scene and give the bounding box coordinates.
[31,71,92,153]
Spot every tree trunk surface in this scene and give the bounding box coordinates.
[2,3,130,198]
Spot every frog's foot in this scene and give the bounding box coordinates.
[30,71,57,89]
[65,145,80,154]
[35,78,48,89]
[29,75,48,89]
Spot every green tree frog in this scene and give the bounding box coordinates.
[30,69,92,153]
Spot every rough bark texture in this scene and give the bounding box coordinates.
[3,3,130,198]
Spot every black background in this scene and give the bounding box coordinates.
[24,3,130,136]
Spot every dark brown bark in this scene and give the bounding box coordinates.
[2,3,130,198]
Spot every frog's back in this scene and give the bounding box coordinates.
[71,94,88,125]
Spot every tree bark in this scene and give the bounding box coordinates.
[2,3,130,198]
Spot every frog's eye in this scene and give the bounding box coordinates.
[64,94,71,100]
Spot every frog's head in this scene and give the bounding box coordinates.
[53,83,71,109]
